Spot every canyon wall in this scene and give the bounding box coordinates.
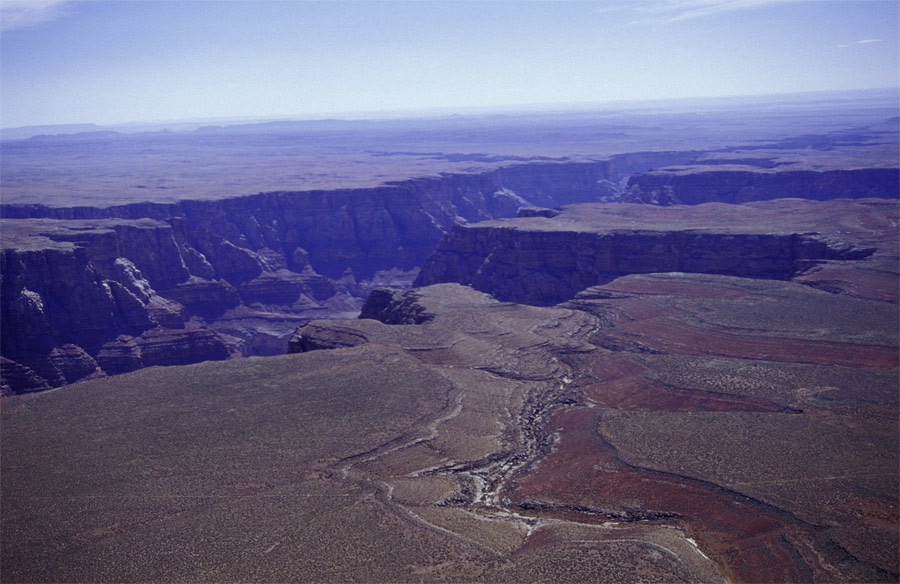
[414,200,884,306]
[3,160,896,394]
[1,161,613,394]
[2,161,614,276]
[625,168,900,205]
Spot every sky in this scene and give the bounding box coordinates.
[0,0,898,128]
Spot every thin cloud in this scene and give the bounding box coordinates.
[0,0,77,32]
[662,0,816,23]
[605,0,818,25]
[838,38,884,48]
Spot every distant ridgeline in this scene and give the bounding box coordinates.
[2,158,898,394]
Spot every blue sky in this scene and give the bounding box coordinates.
[1,0,897,128]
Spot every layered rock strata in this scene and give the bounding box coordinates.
[1,161,616,393]
[0,220,232,393]
[625,167,899,205]
[4,159,898,393]
[415,199,892,305]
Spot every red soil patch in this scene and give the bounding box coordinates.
[612,318,898,369]
[576,353,791,412]
[598,278,752,301]
[509,406,818,583]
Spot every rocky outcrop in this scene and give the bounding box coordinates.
[237,269,335,306]
[357,288,436,324]
[517,207,562,218]
[624,168,899,205]
[287,323,372,353]
[0,357,50,395]
[95,335,144,375]
[414,199,886,306]
[160,277,240,318]
[136,326,229,367]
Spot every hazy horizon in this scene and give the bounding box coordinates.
[1,85,898,132]
[1,0,898,129]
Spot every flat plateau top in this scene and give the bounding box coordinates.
[2,96,897,207]
[0,218,169,251]
[479,198,898,242]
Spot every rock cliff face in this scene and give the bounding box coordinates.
[0,219,233,393]
[414,199,888,306]
[1,161,613,393]
[625,168,899,205]
[4,157,898,393]
[2,161,612,276]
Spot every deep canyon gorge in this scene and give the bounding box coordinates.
[2,158,896,394]
[2,96,898,582]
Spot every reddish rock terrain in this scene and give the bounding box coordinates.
[507,271,898,582]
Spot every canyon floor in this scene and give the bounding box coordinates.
[1,92,898,582]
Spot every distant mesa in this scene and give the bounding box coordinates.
[0,123,103,141]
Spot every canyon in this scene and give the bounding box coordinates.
[1,160,620,393]
[2,159,897,393]
[414,199,887,305]
[1,94,898,582]
[3,238,896,580]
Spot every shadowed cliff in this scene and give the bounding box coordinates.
[414,199,891,306]
[1,161,614,394]
[3,155,898,393]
